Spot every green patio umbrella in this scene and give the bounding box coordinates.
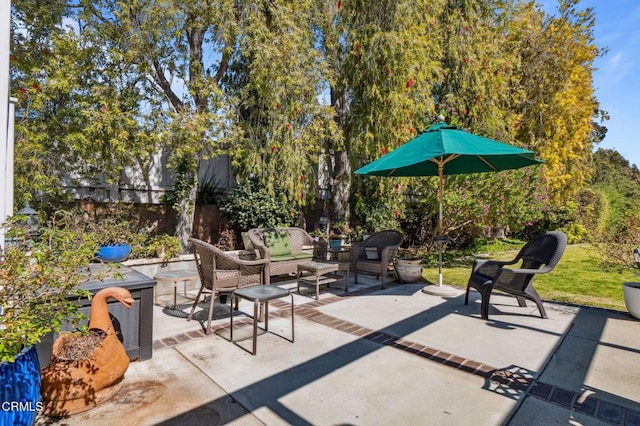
[355,121,544,295]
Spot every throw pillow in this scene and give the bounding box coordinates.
[365,247,379,260]
[263,230,291,257]
[241,232,254,251]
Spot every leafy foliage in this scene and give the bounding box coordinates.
[9,0,609,253]
[50,205,146,247]
[589,149,640,238]
[47,205,182,260]
[587,149,640,271]
[352,198,402,237]
[512,0,601,203]
[146,234,182,260]
[225,1,337,209]
[11,1,164,208]
[595,213,640,273]
[334,0,444,223]
[0,216,96,363]
[218,179,299,231]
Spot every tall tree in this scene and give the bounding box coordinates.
[10,1,85,206]
[224,1,338,218]
[513,0,600,203]
[10,0,605,247]
[81,0,239,249]
[320,0,445,229]
[422,0,548,239]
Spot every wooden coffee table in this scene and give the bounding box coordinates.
[296,261,349,300]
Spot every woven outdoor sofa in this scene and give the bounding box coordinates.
[247,227,327,284]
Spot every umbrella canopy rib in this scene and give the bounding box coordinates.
[476,155,499,171]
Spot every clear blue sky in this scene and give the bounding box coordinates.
[541,0,640,167]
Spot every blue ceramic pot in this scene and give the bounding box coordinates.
[96,244,131,263]
[329,239,342,250]
[0,346,41,426]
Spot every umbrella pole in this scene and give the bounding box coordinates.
[422,162,456,297]
[438,168,444,287]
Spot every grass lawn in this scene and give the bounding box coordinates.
[422,243,637,312]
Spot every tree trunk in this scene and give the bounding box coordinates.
[330,150,351,224]
[176,188,196,253]
[330,86,351,224]
[173,156,198,253]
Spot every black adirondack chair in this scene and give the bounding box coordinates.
[465,231,567,320]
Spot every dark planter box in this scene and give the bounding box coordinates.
[37,266,156,368]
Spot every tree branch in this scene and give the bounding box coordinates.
[151,59,183,110]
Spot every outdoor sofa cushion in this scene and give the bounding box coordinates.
[263,230,291,257]
[247,227,325,285]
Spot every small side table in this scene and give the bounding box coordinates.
[327,246,351,262]
[153,269,199,309]
[230,285,294,355]
[297,261,348,300]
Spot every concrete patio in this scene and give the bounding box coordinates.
[36,273,640,425]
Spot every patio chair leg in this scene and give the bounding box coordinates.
[481,292,491,320]
[528,296,548,319]
[535,302,548,319]
[205,290,216,335]
[479,280,494,320]
[515,295,528,308]
[187,286,205,321]
[524,286,548,318]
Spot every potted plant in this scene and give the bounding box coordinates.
[147,233,182,259]
[596,233,640,320]
[622,247,640,320]
[0,215,97,425]
[309,229,328,242]
[329,221,349,249]
[91,216,135,262]
[623,280,640,320]
[394,249,424,283]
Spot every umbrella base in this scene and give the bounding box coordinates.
[421,284,458,297]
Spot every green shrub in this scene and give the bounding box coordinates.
[146,234,182,259]
[0,216,96,362]
[352,199,402,235]
[218,178,298,230]
[49,206,178,260]
[595,212,640,272]
[559,222,590,244]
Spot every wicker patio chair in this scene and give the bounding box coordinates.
[188,238,268,334]
[351,230,404,289]
[464,231,567,320]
